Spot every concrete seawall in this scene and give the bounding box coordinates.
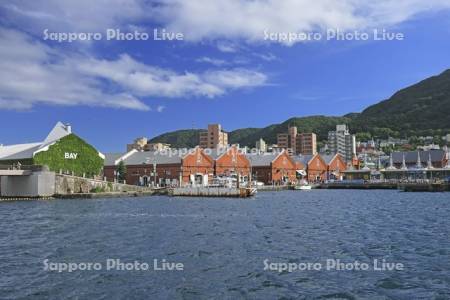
[0,170,153,198]
[318,182,398,190]
[54,174,149,195]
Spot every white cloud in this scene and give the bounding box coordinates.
[0,28,268,110]
[0,28,149,111]
[75,54,267,98]
[154,0,450,43]
[2,0,450,45]
[196,56,227,66]
[216,41,239,53]
[0,0,145,33]
[2,1,449,46]
[254,53,279,62]
[156,105,165,113]
[203,69,267,89]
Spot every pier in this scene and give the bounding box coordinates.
[318,182,398,190]
[398,182,449,192]
[169,186,256,197]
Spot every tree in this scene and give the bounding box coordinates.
[116,161,127,182]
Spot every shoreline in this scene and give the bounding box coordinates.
[1,182,448,202]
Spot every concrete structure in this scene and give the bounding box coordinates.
[0,166,147,197]
[54,173,148,195]
[255,138,267,152]
[104,147,214,187]
[276,133,290,151]
[146,143,171,151]
[296,133,317,155]
[247,150,299,185]
[127,138,171,152]
[328,124,356,163]
[0,166,55,197]
[127,137,148,152]
[277,126,297,153]
[199,124,228,149]
[277,126,317,155]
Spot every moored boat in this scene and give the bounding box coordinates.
[294,184,312,190]
[168,186,257,197]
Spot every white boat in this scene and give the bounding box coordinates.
[294,185,312,190]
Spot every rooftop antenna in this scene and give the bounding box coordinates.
[416,151,422,169]
[401,154,408,170]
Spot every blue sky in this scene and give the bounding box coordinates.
[0,1,449,152]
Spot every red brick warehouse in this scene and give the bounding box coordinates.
[246,150,299,185]
[104,147,214,186]
[209,145,251,179]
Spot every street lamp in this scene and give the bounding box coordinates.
[153,161,157,187]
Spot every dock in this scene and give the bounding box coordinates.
[318,182,398,190]
[168,186,257,197]
[398,182,449,192]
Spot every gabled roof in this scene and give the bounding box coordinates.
[0,122,72,161]
[40,122,71,148]
[392,150,445,164]
[292,154,314,165]
[321,154,343,165]
[208,148,231,160]
[104,153,125,166]
[208,146,247,162]
[121,151,182,165]
[246,152,279,167]
[0,143,42,160]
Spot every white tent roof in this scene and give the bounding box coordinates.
[40,121,71,148]
[0,122,71,161]
[0,142,42,160]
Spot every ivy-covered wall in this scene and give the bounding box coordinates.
[33,134,104,177]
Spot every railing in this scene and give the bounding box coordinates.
[0,165,47,172]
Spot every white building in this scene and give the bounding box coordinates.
[255,138,267,152]
[328,124,356,163]
[444,134,450,143]
[0,122,72,164]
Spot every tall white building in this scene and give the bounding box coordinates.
[255,138,267,152]
[328,124,356,163]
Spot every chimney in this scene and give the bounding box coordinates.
[65,123,72,133]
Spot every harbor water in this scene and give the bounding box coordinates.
[1,190,449,299]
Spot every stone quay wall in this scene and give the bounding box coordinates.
[55,174,151,195]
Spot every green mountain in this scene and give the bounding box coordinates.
[150,129,203,148]
[351,69,450,137]
[150,69,450,148]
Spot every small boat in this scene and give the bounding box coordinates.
[294,179,312,190]
[294,185,312,190]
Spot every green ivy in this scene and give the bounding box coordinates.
[33,134,104,177]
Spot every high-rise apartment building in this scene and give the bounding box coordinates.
[328,124,356,163]
[277,126,317,155]
[127,138,171,152]
[255,138,267,152]
[127,137,148,152]
[199,124,229,149]
[276,133,290,149]
[296,133,317,155]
